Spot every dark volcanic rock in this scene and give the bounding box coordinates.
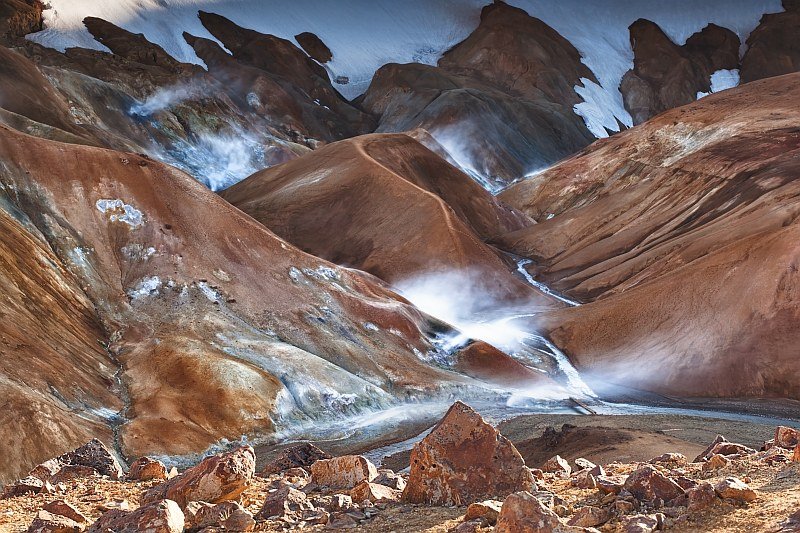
[741,0,800,83]
[295,31,332,63]
[261,443,331,476]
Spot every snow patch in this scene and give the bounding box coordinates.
[697,69,741,99]
[128,276,161,299]
[96,198,144,228]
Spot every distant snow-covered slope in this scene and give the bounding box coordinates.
[28,0,783,137]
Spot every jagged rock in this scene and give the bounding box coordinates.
[88,499,184,533]
[326,494,355,512]
[50,466,98,485]
[453,520,483,533]
[403,401,534,505]
[572,470,597,489]
[495,491,579,533]
[261,443,331,475]
[686,482,717,513]
[96,500,130,513]
[350,481,401,503]
[185,501,255,531]
[567,505,609,527]
[310,456,377,490]
[257,484,313,519]
[142,446,255,509]
[541,455,571,476]
[2,476,43,498]
[650,453,687,467]
[794,443,800,462]
[741,0,800,83]
[128,457,169,481]
[30,460,62,482]
[325,512,358,529]
[714,477,757,502]
[43,501,88,524]
[26,510,84,533]
[673,476,698,491]
[621,514,659,533]
[775,426,800,449]
[709,442,757,458]
[294,32,332,63]
[58,439,124,480]
[373,469,406,491]
[574,458,596,471]
[597,475,626,495]
[702,454,730,472]
[464,500,503,524]
[623,465,684,506]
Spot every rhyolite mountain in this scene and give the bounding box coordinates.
[1,0,800,486]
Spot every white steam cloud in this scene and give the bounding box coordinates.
[129,84,201,116]
[428,126,505,194]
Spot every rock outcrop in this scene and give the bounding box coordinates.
[403,401,534,505]
[310,456,377,490]
[88,499,184,533]
[741,0,800,83]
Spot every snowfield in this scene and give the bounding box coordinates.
[29,0,783,137]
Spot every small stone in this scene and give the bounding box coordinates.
[495,491,567,533]
[30,460,62,482]
[714,477,757,502]
[574,458,596,471]
[597,475,626,495]
[328,494,355,512]
[621,514,659,533]
[615,499,637,514]
[541,455,571,476]
[325,513,358,529]
[43,501,87,523]
[310,456,377,490]
[775,426,800,449]
[27,510,84,533]
[185,500,255,531]
[794,444,800,462]
[702,454,730,472]
[687,482,717,512]
[50,466,98,485]
[97,500,129,513]
[257,484,313,519]
[572,470,597,489]
[464,500,502,524]
[568,505,609,527]
[128,457,169,481]
[649,453,687,466]
[349,481,400,503]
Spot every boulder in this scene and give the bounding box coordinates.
[2,476,43,498]
[495,491,578,533]
[142,446,255,509]
[687,482,717,513]
[58,439,123,480]
[88,499,184,533]
[43,501,88,524]
[464,500,503,524]
[541,455,571,476]
[257,484,313,519]
[702,454,730,472]
[775,426,800,449]
[694,436,756,462]
[261,443,331,475]
[373,469,406,491]
[128,457,169,481]
[567,505,609,527]
[597,475,626,495]
[350,481,401,503]
[623,466,684,506]
[310,455,377,490]
[693,434,726,462]
[30,459,63,482]
[403,401,534,505]
[572,470,597,490]
[26,510,84,533]
[185,500,255,531]
[714,477,757,502]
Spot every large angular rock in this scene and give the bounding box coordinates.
[43,501,88,524]
[142,446,255,509]
[464,500,503,524]
[2,476,43,498]
[541,455,571,476]
[623,465,684,506]
[687,482,717,513]
[185,500,255,531]
[257,484,313,519]
[568,505,609,527]
[350,481,401,503]
[128,457,169,481]
[310,455,377,490]
[495,491,579,533]
[714,477,757,502]
[775,426,800,449]
[26,510,84,533]
[58,439,124,480]
[261,443,331,475]
[403,401,534,505]
[88,499,184,533]
[373,469,406,491]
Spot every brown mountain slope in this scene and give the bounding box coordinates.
[498,73,800,399]
[0,124,531,482]
[221,133,552,310]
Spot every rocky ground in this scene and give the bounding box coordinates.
[2,402,799,533]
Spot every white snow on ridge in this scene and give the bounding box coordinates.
[697,68,741,99]
[29,0,782,135]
